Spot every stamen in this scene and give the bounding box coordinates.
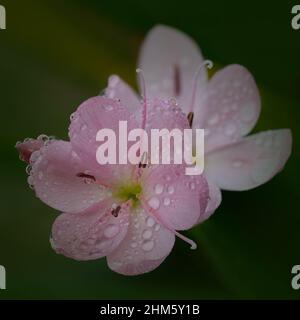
[173,230,197,250]
[136,68,147,131]
[174,64,181,96]
[136,68,146,101]
[189,60,213,114]
[76,172,112,189]
[187,111,194,128]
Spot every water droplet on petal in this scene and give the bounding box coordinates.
[38,171,44,180]
[163,197,171,206]
[142,240,154,252]
[167,186,175,194]
[104,224,119,238]
[146,217,155,227]
[131,242,137,248]
[81,124,87,131]
[37,134,49,142]
[142,229,152,240]
[189,182,196,190]
[104,104,113,111]
[154,184,164,195]
[27,176,34,189]
[26,165,32,175]
[148,197,160,210]
[154,224,160,231]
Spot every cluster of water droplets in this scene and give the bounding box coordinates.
[110,210,162,268]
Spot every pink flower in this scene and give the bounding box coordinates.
[136,25,292,220]
[16,96,209,275]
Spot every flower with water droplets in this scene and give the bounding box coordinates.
[16,96,209,275]
[111,24,291,221]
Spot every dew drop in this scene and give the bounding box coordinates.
[148,197,160,210]
[81,124,87,131]
[131,242,137,248]
[38,171,44,180]
[104,224,119,238]
[154,184,164,195]
[142,240,154,252]
[154,224,160,231]
[167,185,175,194]
[189,182,196,190]
[104,104,113,111]
[146,217,155,227]
[37,134,49,142]
[163,197,171,206]
[142,229,152,240]
[26,165,32,175]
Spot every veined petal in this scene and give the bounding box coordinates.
[51,200,130,261]
[142,164,209,230]
[197,180,222,223]
[29,140,109,213]
[105,75,140,117]
[107,207,174,275]
[205,129,292,191]
[69,96,138,185]
[138,25,206,113]
[195,65,261,153]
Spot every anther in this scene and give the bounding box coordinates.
[111,205,121,217]
[187,111,194,128]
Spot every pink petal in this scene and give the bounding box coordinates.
[29,140,109,213]
[204,129,292,191]
[142,98,190,165]
[138,25,206,113]
[16,137,45,163]
[142,165,209,230]
[51,200,130,261]
[107,207,175,275]
[144,98,189,131]
[197,180,222,223]
[195,65,261,153]
[105,75,140,117]
[69,96,138,185]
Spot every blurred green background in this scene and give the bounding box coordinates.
[0,0,299,299]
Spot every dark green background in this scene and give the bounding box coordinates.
[0,0,299,299]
